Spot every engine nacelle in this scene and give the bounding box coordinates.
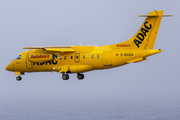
[28,53,54,63]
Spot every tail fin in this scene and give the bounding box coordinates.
[130,10,163,49]
[107,10,164,49]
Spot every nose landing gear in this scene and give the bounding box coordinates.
[16,76,22,81]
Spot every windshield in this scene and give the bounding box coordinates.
[16,55,21,59]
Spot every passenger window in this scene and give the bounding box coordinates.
[64,56,66,60]
[91,55,93,59]
[60,56,62,60]
[97,55,99,58]
[16,55,21,59]
[83,55,85,59]
[71,56,73,59]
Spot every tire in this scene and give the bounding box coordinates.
[77,74,84,80]
[16,76,22,81]
[62,74,69,80]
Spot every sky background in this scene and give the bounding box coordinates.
[0,0,179,101]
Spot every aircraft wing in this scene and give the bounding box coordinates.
[23,46,75,52]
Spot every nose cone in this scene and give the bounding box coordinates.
[6,61,14,71]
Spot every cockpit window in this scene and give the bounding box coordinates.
[16,55,21,59]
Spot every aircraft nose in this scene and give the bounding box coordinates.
[6,61,14,71]
[6,63,11,71]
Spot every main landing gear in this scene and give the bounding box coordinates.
[62,73,84,80]
[62,73,69,80]
[77,73,84,80]
[16,76,22,81]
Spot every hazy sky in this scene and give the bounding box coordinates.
[0,0,179,99]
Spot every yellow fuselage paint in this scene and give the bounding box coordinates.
[6,10,167,78]
[6,46,162,74]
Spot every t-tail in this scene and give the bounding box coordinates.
[107,10,172,50]
[103,10,173,61]
[129,10,163,49]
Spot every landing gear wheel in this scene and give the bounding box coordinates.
[62,74,69,80]
[16,76,22,81]
[77,74,84,80]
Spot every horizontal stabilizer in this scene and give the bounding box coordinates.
[138,15,173,17]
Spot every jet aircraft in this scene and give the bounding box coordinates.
[6,10,170,81]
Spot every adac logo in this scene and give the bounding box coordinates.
[117,44,131,47]
[33,54,58,66]
[31,55,49,58]
[134,21,152,48]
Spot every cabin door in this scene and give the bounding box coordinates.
[26,53,33,69]
[103,51,112,66]
[74,53,80,63]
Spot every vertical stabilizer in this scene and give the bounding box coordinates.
[128,10,163,49]
[106,10,164,49]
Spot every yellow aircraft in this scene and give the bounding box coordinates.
[6,10,171,81]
